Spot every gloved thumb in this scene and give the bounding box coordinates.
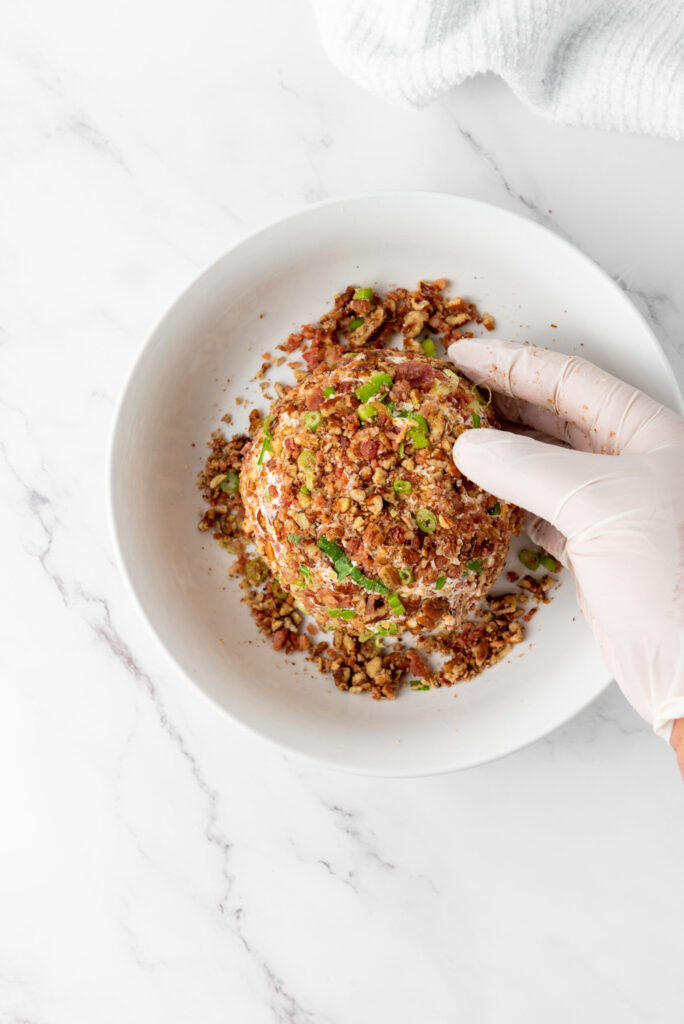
[453,429,604,532]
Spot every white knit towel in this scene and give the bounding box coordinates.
[312,0,684,140]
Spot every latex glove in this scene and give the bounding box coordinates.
[449,337,684,743]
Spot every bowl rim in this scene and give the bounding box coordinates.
[107,190,683,776]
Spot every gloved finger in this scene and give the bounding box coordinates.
[521,511,569,567]
[494,392,594,452]
[452,428,608,532]
[448,338,682,455]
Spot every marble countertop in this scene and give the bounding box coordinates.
[2,1,683,1021]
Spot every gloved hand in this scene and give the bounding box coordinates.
[448,337,684,744]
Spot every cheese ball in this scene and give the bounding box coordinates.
[240,350,521,638]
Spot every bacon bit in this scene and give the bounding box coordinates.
[393,360,436,387]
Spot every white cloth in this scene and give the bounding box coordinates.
[312,0,684,140]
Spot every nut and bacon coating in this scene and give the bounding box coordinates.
[240,349,521,638]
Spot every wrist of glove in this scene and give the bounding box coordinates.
[448,338,684,742]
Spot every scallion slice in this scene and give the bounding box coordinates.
[323,385,335,398]
[416,508,437,533]
[434,574,447,590]
[540,553,560,572]
[409,680,430,691]
[353,287,373,301]
[257,415,274,465]
[328,608,356,620]
[387,593,405,616]
[466,558,483,574]
[487,501,501,516]
[220,470,240,494]
[398,567,413,585]
[421,336,436,357]
[304,410,322,432]
[471,412,481,428]
[357,402,378,422]
[355,372,394,403]
[297,448,316,490]
[393,479,412,495]
[519,549,540,571]
[349,317,365,331]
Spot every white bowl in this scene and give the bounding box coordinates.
[109,192,682,776]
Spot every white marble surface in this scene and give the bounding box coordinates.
[1,1,683,1021]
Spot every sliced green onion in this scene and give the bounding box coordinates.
[384,399,396,415]
[399,441,405,458]
[358,631,375,642]
[397,411,428,433]
[323,385,336,398]
[416,508,437,533]
[297,448,316,490]
[334,555,354,582]
[421,336,436,357]
[541,553,560,573]
[328,608,356,620]
[353,287,373,301]
[357,402,378,422]
[257,415,274,465]
[393,479,412,495]
[444,368,459,379]
[245,558,268,584]
[317,537,344,562]
[220,470,240,494]
[519,549,541,571]
[288,534,301,544]
[350,567,388,593]
[298,565,312,583]
[349,317,365,331]
[304,410,322,432]
[410,431,429,450]
[316,537,389,593]
[375,623,397,636]
[409,681,430,691]
[355,372,394,403]
[435,574,447,590]
[487,501,501,516]
[387,593,405,616]
[466,558,483,574]
[471,412,481,428]
[398,567,413,585]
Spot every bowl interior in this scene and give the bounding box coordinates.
[110,193,681,774]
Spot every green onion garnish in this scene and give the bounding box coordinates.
[409,681,430,691]
[349,317,365,331]
[398,410,429,449]
[393,479,412,495]
[375,623,397,636]
[353,287,373,301]
[398,567,413,585]
[323,385,335,398]
[304,410,322,432]
[541,553,560,572]
[288,534,301,544]
[466,558,483,573]
[316,536,389,594]
[519,549,540,571]
[410,431,429,449]
[245,558,268,584]
[471,412,481,428]
[416,508,437,533]
[257,415,274,465]
[328,608,356,620]
[399,441,405,458]
[387,593,405,616]
[357,402,378,422]
[220,470,240,494]
[421,336,436,357]
[435,575,447,590]
[297,448,316,490]
[355,372,394,404]
[487,501,501,516]
[298,565,312,584]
